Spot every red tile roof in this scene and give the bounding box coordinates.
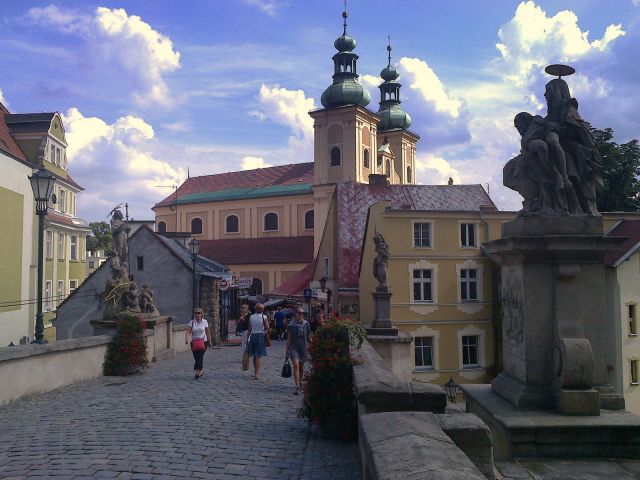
[154,162,314,208]
[198,236,313,265]
[604,219,640,267]
[336,182,497,289]
[0,103,29,162]
[46,210,90,229]
[268,261,315,296]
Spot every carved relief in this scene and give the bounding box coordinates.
[502,276,524,345]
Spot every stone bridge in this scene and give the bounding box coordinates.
[0,342,360,479]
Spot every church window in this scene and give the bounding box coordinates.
[226,215,239,233]
[304,210,314,230]
[330,146,341,166]
[377,155,382,168]
[385,160,391,176]
[157,221,166,233]
[407,166,412,183]
[363,148,370,168]
[264,213,278,231]
[191,218,203,234]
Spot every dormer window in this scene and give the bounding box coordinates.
[49,141,65,170]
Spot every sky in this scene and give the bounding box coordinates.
[1,0,639,222]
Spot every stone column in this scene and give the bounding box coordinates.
[366,287,398,336]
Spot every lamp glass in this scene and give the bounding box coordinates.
[29,168,55,203]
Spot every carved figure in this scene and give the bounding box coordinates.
[139,284,157,314]
[504,69,603,216]
[123,282,141,313]
[110,209,130,271]
[372,233,389,290]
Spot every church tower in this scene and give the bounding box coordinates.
[375,41,419,184]
[310,8,378,186]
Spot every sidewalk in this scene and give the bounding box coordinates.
[0,341,361,479]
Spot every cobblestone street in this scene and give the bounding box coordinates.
[0,341,361,479]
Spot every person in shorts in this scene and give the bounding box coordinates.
[285,307,311,395]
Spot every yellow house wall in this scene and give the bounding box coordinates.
[617,253,640,414]
[359,201,512,387]
[226,262,309,294]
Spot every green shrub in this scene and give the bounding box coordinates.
[103,313,149,376]
[300,317,365,440]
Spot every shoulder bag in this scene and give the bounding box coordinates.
[281,357,292,378]
[191,337,205,351]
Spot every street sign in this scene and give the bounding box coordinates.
[303,288,312,300]
[219,279,230,291]
[239,277,253,288]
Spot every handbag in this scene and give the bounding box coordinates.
[281,358,292,378]
[191,337,206,351]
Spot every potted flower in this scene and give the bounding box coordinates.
[103,313,149,376]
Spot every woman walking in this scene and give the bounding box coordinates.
[185,308,213,379]
[246,303,269,379]
[286,307,311,395]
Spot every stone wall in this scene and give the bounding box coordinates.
[200,277,221,345]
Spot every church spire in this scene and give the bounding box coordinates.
[320,5,371,109]
[376,38,411,132]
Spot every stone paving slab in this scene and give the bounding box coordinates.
[0,341,360,479]
[496,458,640,479]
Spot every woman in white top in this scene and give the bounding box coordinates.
[185,308,213,379]
[246,303,270,379]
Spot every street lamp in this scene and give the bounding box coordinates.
[189,238,200,314]
[319,276,333,316]
[443,377,459,403]
[28,168,55,344]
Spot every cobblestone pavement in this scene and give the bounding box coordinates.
[0,341,361,479]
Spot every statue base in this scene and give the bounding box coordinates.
[371,290,393,332]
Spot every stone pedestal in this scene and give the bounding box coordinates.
[367,289,398,336]
[367,333,413,382]
[484,216,625,413]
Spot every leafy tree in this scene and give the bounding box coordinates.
[87,221,112,254]
[593,127,640,212]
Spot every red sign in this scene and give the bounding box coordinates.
[219,279,230,291]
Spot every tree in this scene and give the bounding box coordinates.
[593,127,640,212]
[87,221,112,255]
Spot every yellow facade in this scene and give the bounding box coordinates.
[359,201,515,389]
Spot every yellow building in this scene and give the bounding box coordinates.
[4,110,90,341]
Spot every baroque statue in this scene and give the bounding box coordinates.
[110,208,130,270]
[372,232,389,291]
[504,65,603,216]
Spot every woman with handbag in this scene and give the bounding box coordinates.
[185,308,213,379]
[285,307,311,395]
[246,303,269,380]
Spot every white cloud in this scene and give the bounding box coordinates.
[161,121,191,133]
[495,1,624,87]
[62,108,184,220]
[415,154,461,185]
[0,87,8,107]
[256,84,315,138]
[24,6,180,107]
[243,0,283,16]
[400,57,463,119]
[241,156,272,170]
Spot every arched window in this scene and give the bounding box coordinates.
[377,155,383,168]
[330,146,341,166]
[386,160,391,176]
[157,221,166,233]
[304,210,314,229]
[407,166,412,183]
[225,215,239,233]
[363,148,370,168]
[264,213,278,231]
[191,218,203,234]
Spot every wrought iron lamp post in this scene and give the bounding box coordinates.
[319,276,333,315]
[443,376,459,403]
[189,238,200,314]
[28,168,55,344]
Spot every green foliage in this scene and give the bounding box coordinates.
[87,221,112,255]
[300,317,365,441]
[103,313,149,376]
[594,127,640,212]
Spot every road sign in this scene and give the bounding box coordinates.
[219,279,230,291]
[239,277,253,288]
[303,288,312,300]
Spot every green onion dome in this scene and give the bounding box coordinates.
[378,103,412,131]
[334,34,356,52]
[321,77,371,109]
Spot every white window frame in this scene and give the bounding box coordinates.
[456,259,484,313]
[45,281,53,310]
[460,268,478,302]
[70,235,78,261]
[263,212,279,232]
[460,222,478,248]
[69,280,78,293]
[304,210,314,230]
[462,335,480,368]
[412,221,432,248]
[631,359,639,385]
[59,189,66,213]
[457,326,485,371]
[408,260,439,315]
[629,303,638,336]
[56,280,64,307]
[58,233,65,260]
[412,268,433,303]
[225,214,239,233]
[414,336,434,369]
[45,230,53,258]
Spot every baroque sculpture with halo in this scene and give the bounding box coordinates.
[462,65,640,460]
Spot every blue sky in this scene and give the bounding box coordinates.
[1,0,639,221]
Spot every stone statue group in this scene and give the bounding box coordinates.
[103,207,158,318]
[505,71,603,216]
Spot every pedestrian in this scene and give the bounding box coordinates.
[246,303,270,379]
[185,308,213,379]
[274,306,286,340]
[236,304,251,349]
[285,306,311,395]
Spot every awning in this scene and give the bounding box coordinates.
[263,298,285,309]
